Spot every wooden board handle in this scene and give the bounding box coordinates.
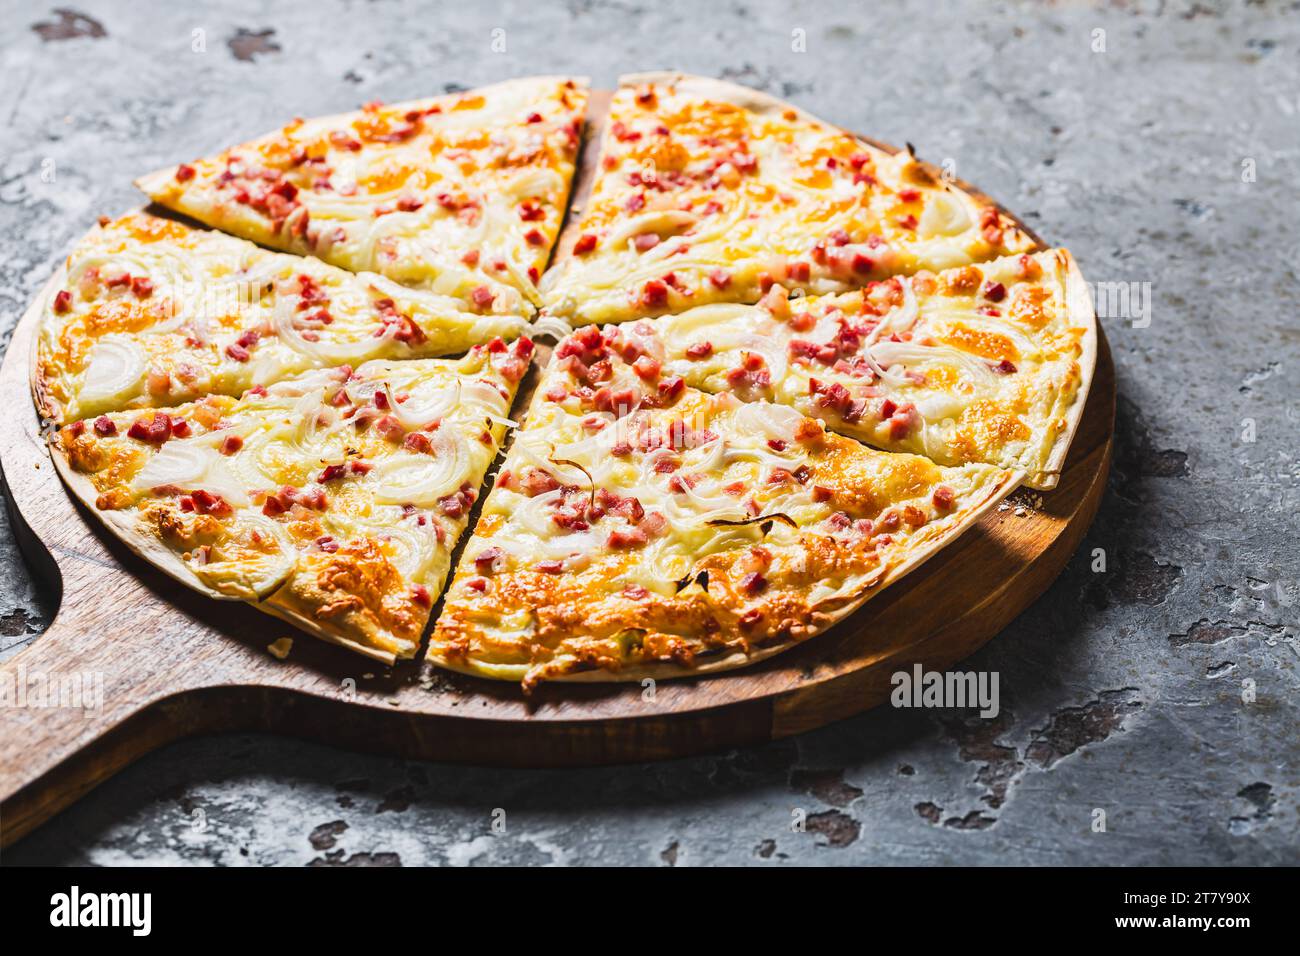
[0,496,252,847]
[0,611,167,845]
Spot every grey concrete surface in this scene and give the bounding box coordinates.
[1,0,1297,865]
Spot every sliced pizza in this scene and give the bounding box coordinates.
[649,248,1096,489]
[36,212,529,425]
[137,76,588,316]
[430,324,1020,689]
[52,338,534,662]
[540,72,1034,326]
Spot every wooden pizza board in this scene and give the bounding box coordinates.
[0,90,1114,847]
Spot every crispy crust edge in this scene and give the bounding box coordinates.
[544,72,1033,307]
[135,75,593,197]
[30,266,70,427]
[1026,248,1097,490]
[428,466,1023,684]
[48,437,409,665]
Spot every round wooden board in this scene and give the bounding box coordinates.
[0,89,1113,847]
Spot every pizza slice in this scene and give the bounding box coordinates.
[430,325,1019,689]
[650,248,1096,489]
[137,76,587,316]
[540,72,1034,326]
[36,212,530,425]
[53,337,534,662]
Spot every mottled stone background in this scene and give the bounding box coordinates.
[1,0,1296,865]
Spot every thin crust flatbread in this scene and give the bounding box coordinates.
[138,77,588,317]
[540,72,1034,326]
[35,211,531,425]
[50,340,534,662]
[28,73,1100,684]
[430,324,1021,688]
[644,248,1096,490]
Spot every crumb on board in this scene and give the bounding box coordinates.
[267,637,293,660]
[1003,489,1045,517]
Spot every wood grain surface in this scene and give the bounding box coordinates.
[0,89,1113,848]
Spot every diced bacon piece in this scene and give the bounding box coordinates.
[175,164,196,182]
[708,269,731,290]
[92,415,116,436]
[641,279,669,308]
[411,584,431,606]
[992,359,1018,374]
[53,290,73,313]
[373,415,405,442]
[888,405,917,441]
[127,413,175,444]
[607,526,648,549]
[573,233,598,255]
[403,432,433,454]
[633,356,661,379]
[519,468,560,496]
[982,281,1006,302]
[300,487,328,510]
[632,233,660,252]
[518,200,545,221]
[812,485,833,503]
[685,341,713,360]
[739,571,767,595]
[537,560,564,574]
[189,489,231,517]
[220,435,243,455]
[475,547,505,575]
[524,228,545,246]
[471,285,495,309]
[461,249,480,266]
[225,343,250,362]
[932,486,956,511]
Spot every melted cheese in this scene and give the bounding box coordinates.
[38,212,529,423]
[539,78,1033,325]
[649,249,1087,479]
[432,328,1015,686]
[141,77,588,314]
[60,345,528,659]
